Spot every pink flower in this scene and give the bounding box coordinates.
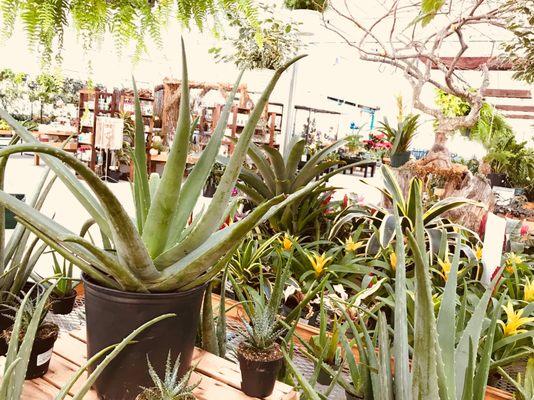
[520,223,529,237]
[373,132,385,140]
[342,194,348,208]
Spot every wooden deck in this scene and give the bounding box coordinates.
[22,329,298,400]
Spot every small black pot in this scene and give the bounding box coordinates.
[203,183,216,198]
[5,193,25,229]
[487,173,510,188]
[237,345,283,398]
[317,365,335,385]
[50,290,77,315]
[390,151,411,168]
[25,323,59,379]
[83,275,206,400]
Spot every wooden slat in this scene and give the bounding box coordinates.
[482,88,532,99]
[21,379,65,400]
[503,113,534,120]
[420,56,514,71]
[495,104,534,113]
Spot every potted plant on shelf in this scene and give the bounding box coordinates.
[0,44,309,400]
[47,250,78,314]
[377,114,419,168]
[135,352,199,400]
[3,287,59,379]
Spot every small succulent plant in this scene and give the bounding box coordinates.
[137,352,199,400]
[238,305,284,352]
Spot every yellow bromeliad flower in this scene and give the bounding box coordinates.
[280,233,293,251]
[389,252,397,272]
[475,246,483,261]
[345,237,364,253]
[306,252,332,277]
[499,301,534,336]
[437,256,452,281]
[524,277,534,302]
[505,253,523,273]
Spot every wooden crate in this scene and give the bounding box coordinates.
[22,329,298,400]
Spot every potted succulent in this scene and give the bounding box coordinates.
[3,287,59,379]
[136,352,199,400]
[236,282,286,397]
[48,251,78,314]
[377,114,419,167]
[0,45,308,399]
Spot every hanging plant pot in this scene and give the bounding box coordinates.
[237,342,283,398]
[5,193,25,229]
[390,151,411,168]
[83,275,205,400]
[50,290,77,315]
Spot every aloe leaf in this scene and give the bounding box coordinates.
[378,311,394,400]
[7,284,55,400]
[70,314,175,400]
[261,145,289,193]
[0,144,158,285]
[437,235,461,393]
[392,204,412,400]
[0,110,111,237]
[472,294,505,400]
[149,195,286,291]
[201,282,219,355]
[237,167,273,199]
[142,40,191,257]
[294,139,346,185]
[406,179,440,399]
[131,78,151,233]
[174,55,306,260]
[378,213,396,248]
[454,268,502,399]
[165,72,243,249]
[283,349,323,400]
[461,339,475,400]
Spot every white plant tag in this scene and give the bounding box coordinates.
[36,348,53,366]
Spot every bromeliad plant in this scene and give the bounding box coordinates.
[377,114,419,156]
[0,45,309,294]
[228,137,362,236]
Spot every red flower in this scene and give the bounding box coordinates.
[342,194,349,208]
[520,223,529,237]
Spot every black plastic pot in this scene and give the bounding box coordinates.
[0,281,43,356]
[317,365,335,385]
[50,290,77,315]
[487,173,510,188]
[25,323,59,379]
[237,344,283,398]
[390,151,411,168]
[83,275,205,400]
[5,193,25,229]
[202,183,216,198]
[345,388,364,400]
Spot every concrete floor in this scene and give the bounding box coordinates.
[3,153,383,275]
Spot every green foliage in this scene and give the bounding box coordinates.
[0,0,259,62]
[503,0,534,83]
[284,0,327,12]
[419,0,446,26]
[137,352,199,400]
[210,5,300,70]
[435,89,471,119]
[0,47,309,293]
[377,114,419,154]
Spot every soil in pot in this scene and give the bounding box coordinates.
[83,275,205,400]
[317,362,337,385]
[4,322,59,379]
[50,290,77,315]
[237,342,283,398]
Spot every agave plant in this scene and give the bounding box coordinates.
[225,137,362,235]
[0,283,174,400]
[136,353,199,400]
[0,44,310,293]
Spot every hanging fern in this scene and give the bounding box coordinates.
[0,0,257,62]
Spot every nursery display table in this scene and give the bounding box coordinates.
[22,329,298,400]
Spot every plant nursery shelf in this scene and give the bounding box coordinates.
[22,329,297,400]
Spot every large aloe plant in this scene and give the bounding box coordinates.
[0,44,311,293]
[224,137,363,235]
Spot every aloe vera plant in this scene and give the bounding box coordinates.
[0,44,310,293]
